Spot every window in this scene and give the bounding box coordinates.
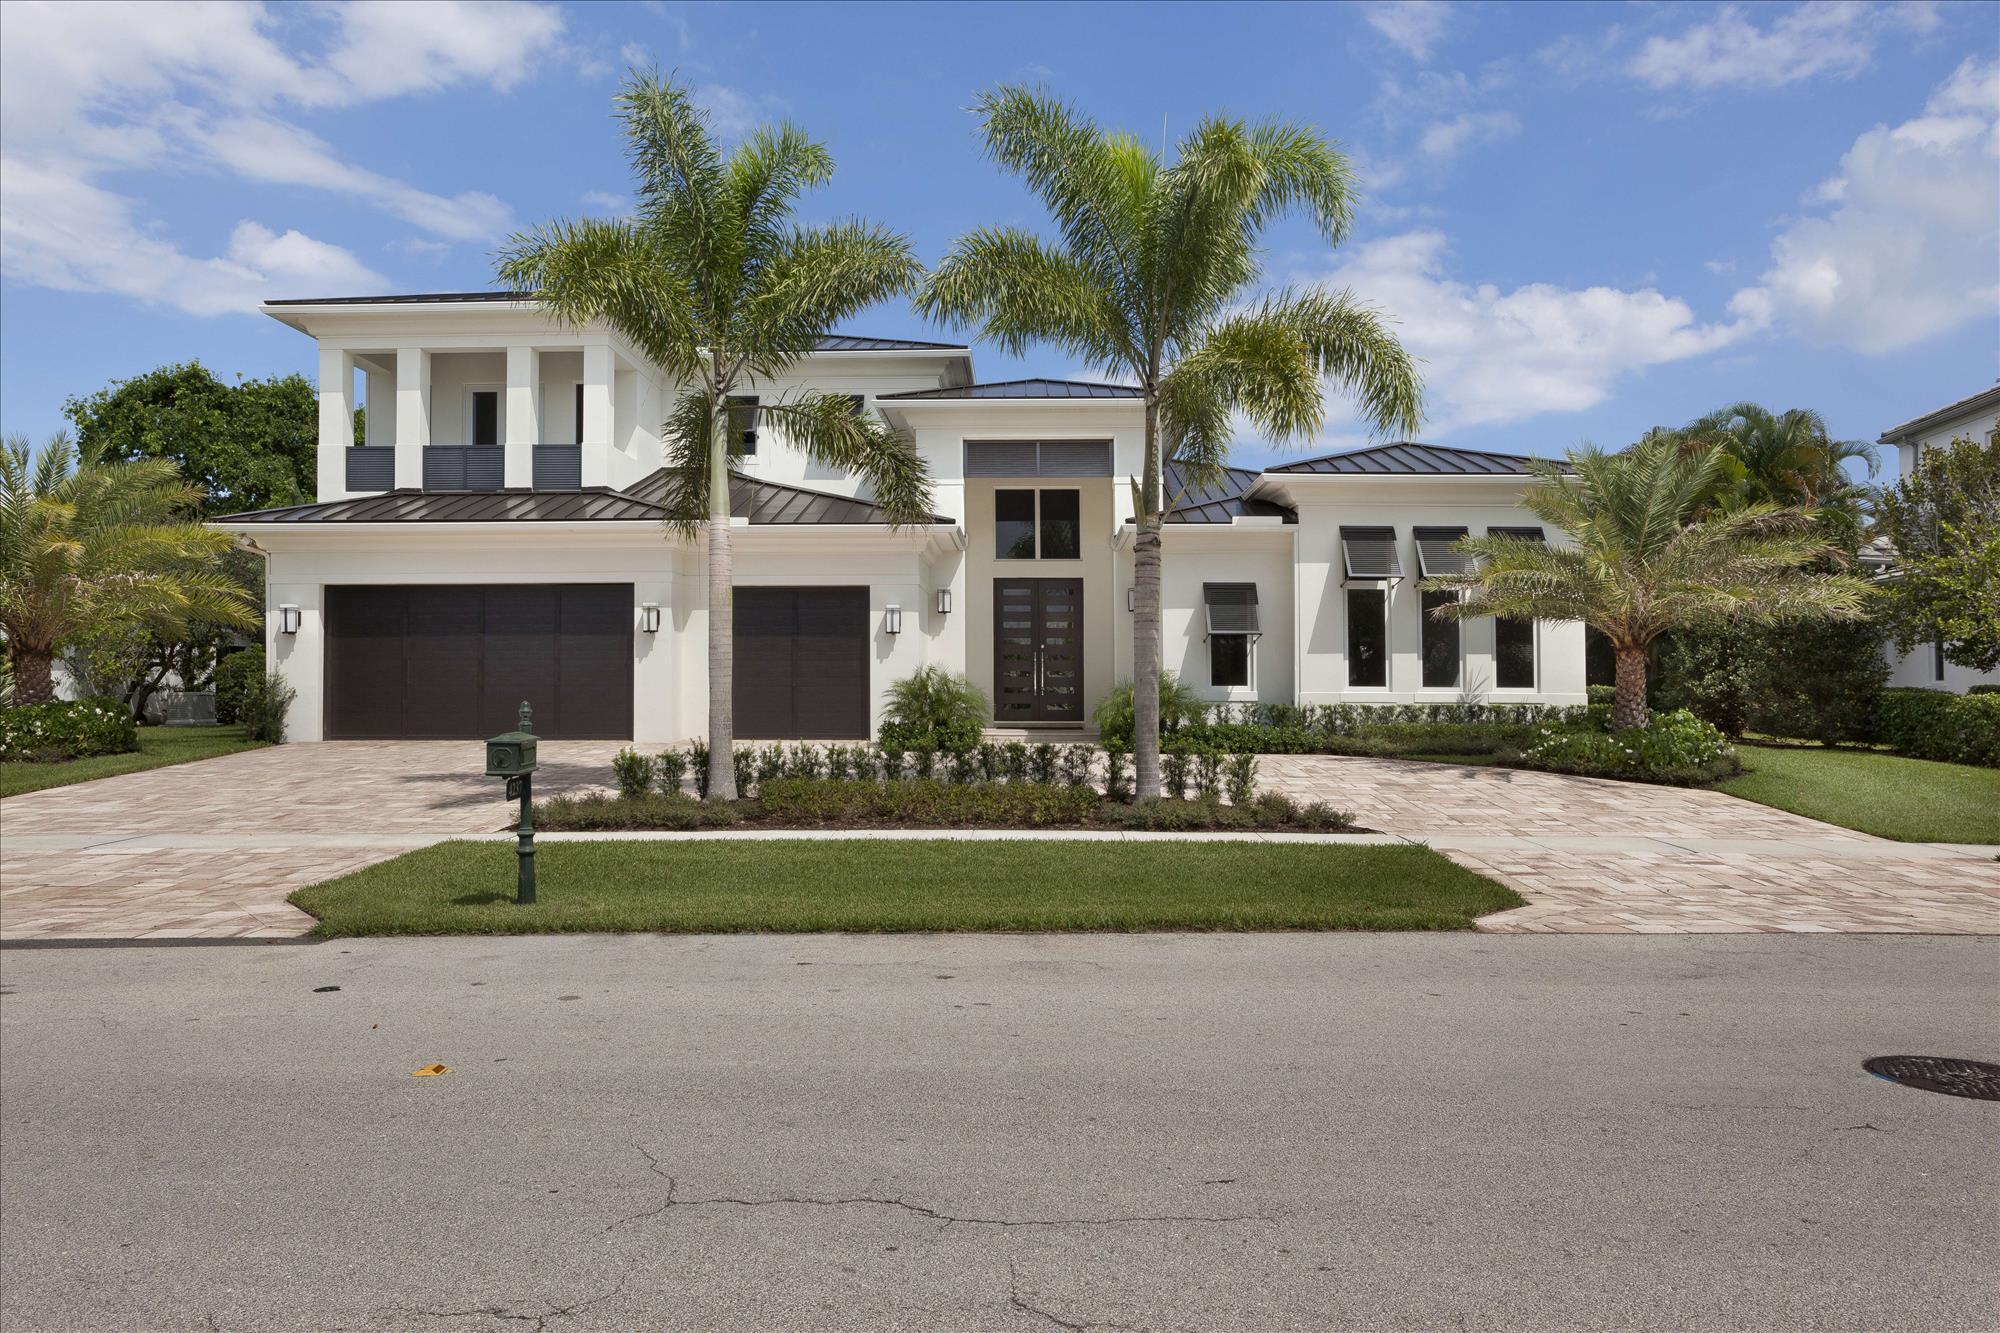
[726,395,759,455]
[994,488,1081,560]
[469,391,499,446]
[1210,634,1250,688]
[1585,629,1616,688]
[573,383,584,443]
[1347,587,1387,687]
[1496,617,1536,689]
[1420,589,1460,688]
[842,394,866,416]
[1935,639,1947,682]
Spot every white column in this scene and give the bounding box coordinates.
[316,348,354,500]
[581,342,613,487]
[505,346,540,489]
[394,347,430,490]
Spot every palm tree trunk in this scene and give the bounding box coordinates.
[1612,646,1650,731]
[705,429,738,801]
[1132,397,1163,800]
[10,645,56,706]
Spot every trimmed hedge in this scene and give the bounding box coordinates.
[212,648,264,726]
[1515,709,1740,785]
[1875,689,2000,768]
[760,777,1100,826]
[0,697,140,762]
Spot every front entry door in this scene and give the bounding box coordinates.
[994,578,1085,723]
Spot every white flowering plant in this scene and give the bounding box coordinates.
[0,697,140,762]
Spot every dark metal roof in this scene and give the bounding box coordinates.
[624,470,951,525]
[880,378,1144,401]
[1163,463,1296,524]
[1878,383,2000,444]
[812,334,969,352]
[1267,442,1551,476]
[217,487,667,524]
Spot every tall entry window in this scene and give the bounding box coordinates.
[1495,618,1536,688]
[995,488,1081,560]
[1347,588,1388,687]
[1420,590,1460,688]
[469,391,499,446]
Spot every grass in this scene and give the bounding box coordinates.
[1719,743,2000,844]
[0,726,267,797]
[292,839,1521,937]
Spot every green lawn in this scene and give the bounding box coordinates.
[1719,743,2000,844]
[292,839,1521,937]
[0,726,268,797]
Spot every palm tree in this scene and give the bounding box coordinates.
[497,72,934,800]
[1421,439,1874,732]
[1674,402,1878,524]
[916,87,1423,798]
[0,432,254,705]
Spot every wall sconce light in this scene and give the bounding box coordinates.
[277,604,302,635]
[935,588,952,616]
[638,602,661,633]
[1126,587,1136,612]
[884,604,902,635]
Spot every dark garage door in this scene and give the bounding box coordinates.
[733,587,870,739]
[324,584,632,739]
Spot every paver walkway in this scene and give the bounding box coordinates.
[1260,755,2000,934]
[4,745,1995,941]
[1,742,626,942]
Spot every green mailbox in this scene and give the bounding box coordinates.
[488,702,538,905]
[486,721,538,777]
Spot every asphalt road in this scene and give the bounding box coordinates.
[1,933,1995,1333]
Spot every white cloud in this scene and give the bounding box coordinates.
[693,84,786,139]
[1728,57,1999,353]
[1630,1,1940,92]
[1304,231,1753,432]
[580,191,629,213]
[620,42,651,67]
[1365,2,1451,62]
[1418,110,1520,160]
[0,0,562,311]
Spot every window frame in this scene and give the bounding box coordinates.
[993,486,1083,561]
[1494,616,1538,691]
[1346,585,1390,689]
[1419,587,1461,690]
[463,386,504,448]
[1209,631,1252,689]
[725,395,760,457]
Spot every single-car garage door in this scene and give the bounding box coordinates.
[733,587,870,739]
[324,584,632,739]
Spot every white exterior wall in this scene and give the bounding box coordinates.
[1284,479,1588,706]
[1113,525,1297,705]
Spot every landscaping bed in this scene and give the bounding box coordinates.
[0,724,267,797]
[290,839,1519,936]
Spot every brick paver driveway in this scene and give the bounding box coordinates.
[1262,755,2000,935]
[1,742,626,942]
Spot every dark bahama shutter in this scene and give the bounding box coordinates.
[1413,526,1472,576]
[1340,526,1403,580]
[1202,583,1261,635]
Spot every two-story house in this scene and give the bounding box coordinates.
[212,292,1587,742]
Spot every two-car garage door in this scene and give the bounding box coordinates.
[324,584,632,739]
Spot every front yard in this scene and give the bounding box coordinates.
[291,839,1520,937]
[0,725,268,798]
[1718,743,2000,844]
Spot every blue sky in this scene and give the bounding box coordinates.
[2,0,1994,475]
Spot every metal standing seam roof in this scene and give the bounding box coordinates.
[1876,383,2000,444]
[1163,462,1297,524]
[878,378,1145,401]
[1267,442,1554,475]
[624,470,951,525]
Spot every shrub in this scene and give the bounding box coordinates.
[1225,751,1259,804]
[1875,689,2000,767]
[1193,748,1224,799]
[1971,684,2000,696]
[0,697,139,761]
[654,748,689,795]
[212,648,265,726]
[1517,709,1739,785]
[1750,617,1888,746]
[611,747,654,797]
[536,791,741,831]
[1056,743,1095,787]
[1102,747,1132,801]
[757,778,1100,827]
[1098,792,1354,832]
[1092,672,1206,747]
[690,740,711,799]
[1027,742,1057,784]
[733,746,756,797]
[878,665,988,756]
[1162,749,1191,799]
[236,671,295,743]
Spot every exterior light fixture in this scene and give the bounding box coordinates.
[277,604,302,634]
[935,588,952,616]
[1126,588,1136,612]
[638,602,661,633]
[884,604,902,635]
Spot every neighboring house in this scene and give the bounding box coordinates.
[1873,384,2000,695]
[209,292,1585,742]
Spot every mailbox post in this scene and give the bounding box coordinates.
[485,701,539,905]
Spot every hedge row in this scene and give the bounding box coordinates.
[0,698,139,762]
[1875,689,2000,768]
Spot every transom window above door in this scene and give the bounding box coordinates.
[995,488,1081,560]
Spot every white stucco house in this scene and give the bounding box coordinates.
[1873,383,2000,695]
[211,292,1587,742]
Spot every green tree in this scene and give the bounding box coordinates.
[497,71,933,800]
[1422,439,1874,731]
[64,361,317,514]
[1873,434,2000,672]
[1675,402,1878,515]
[0,432,256,705]
[916,86,1422,797]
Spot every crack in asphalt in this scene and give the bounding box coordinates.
[606,1143,1270,1237]
[1005,1261,1147,1332]
[401,1272,630,1331]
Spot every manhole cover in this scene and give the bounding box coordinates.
[1862,1056,2000,1101]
